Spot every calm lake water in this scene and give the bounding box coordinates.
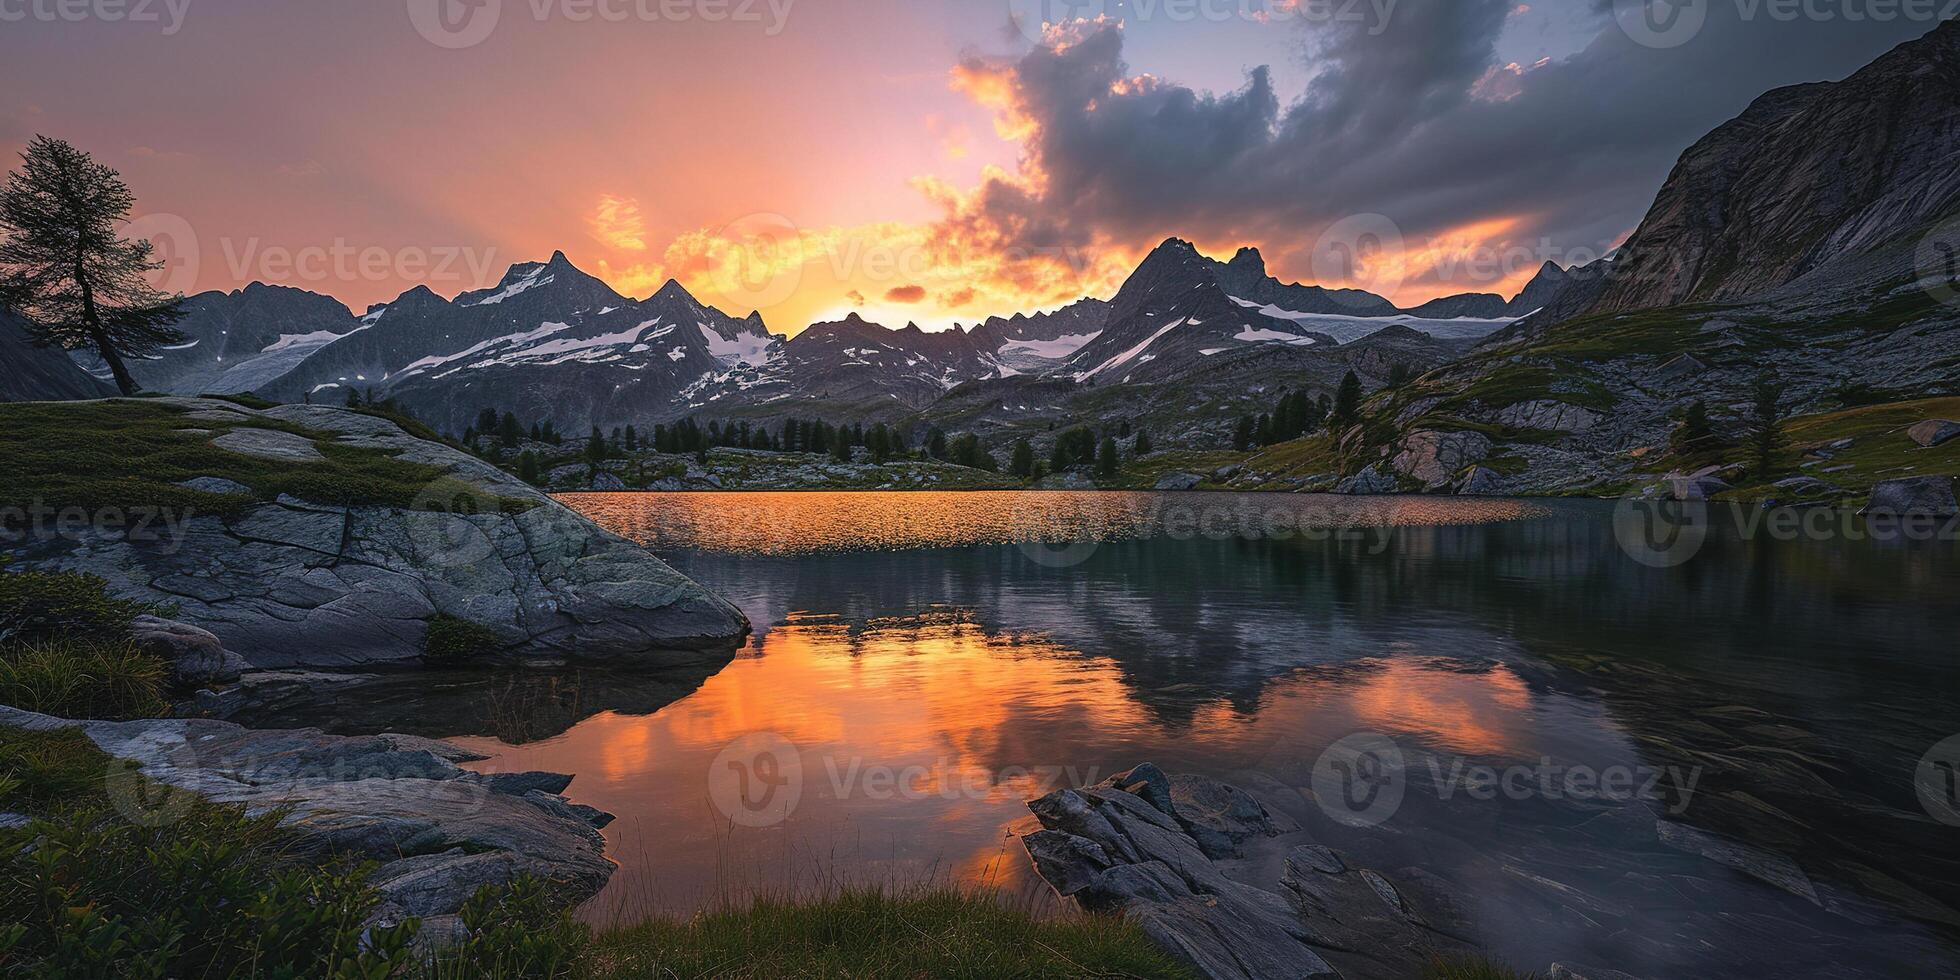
[251,491,1960,978]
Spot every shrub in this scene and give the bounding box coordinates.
[0,567,153,646]
[0,568,169,719]
[429,876,586,978]
[0,728,421,979]
[423,613,501,665]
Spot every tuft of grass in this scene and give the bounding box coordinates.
[423,613,502,665]
[582,887,1193,979]
[1425,955,1541,980]
[0,639,168,720]
[0,567,170,719]
[0,399,533,519]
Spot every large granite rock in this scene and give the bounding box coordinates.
[1861,476,1959,517]
[1907,419,1960,448]
[129,614,251,686]
[1390,431,1492,490]
[1022,766,1474,980]
[0,705,614,925]
[1154,472,1203,491]
[14,398,748,669]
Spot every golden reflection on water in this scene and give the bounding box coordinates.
[454,611,1556,921]
[558,490,1554,554]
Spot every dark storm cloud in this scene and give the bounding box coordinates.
[944,0,1942,293]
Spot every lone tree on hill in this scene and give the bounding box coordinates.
[0,136,187,395]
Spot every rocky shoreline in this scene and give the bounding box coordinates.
[0,705,614,940]
[1022,763,1643,980]
[12,398,750,669]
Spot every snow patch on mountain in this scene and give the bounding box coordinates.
[1228,296,1513,343]
[998,331,1101,360]
[464,267,554,307]
[698,323,775,367]
[1077,318,1186,381]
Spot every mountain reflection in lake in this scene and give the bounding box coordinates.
[267,492,1960,978]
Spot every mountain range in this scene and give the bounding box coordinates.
[7,20,1957,488]
[46,226,1579,439]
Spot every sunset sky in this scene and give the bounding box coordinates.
[0,0,1936,334]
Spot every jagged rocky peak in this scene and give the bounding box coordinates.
[1227,245,1267,277]
[1591,18,1960,313]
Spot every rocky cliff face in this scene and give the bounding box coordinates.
[0,312,112,402]
[119,283,361,396]
[13,398,749,669]
[1593,20,1960,313]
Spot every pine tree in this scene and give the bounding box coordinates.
[1330,371,1363,429]
[1746,376,1786,478]
[585,427,607,468]
[1133,430,1153,455]
[515,450,542,486]
[625,425,638,451]
[1010,438,1035,478]
[1232,415,1255,452]
[0,136,187,395]
[1097,436,1119,478]
[499,412,522,448]
[1673,399,1714,453]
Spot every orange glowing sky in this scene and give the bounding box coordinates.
[5,2,1922,336]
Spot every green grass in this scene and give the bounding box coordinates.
[1438,361,1618,415]
[0,566,171,719]
[1424,955,1540,979]
[1697,396,1960,500]
[0,725,121,811]
[583,888,1192,979]
[200,391,281,410]
[0,399,533,518]
[1105,448,1243,490]
[0,639,168,719]
[1523,305,1720,362]
[1241,433,1344,483]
